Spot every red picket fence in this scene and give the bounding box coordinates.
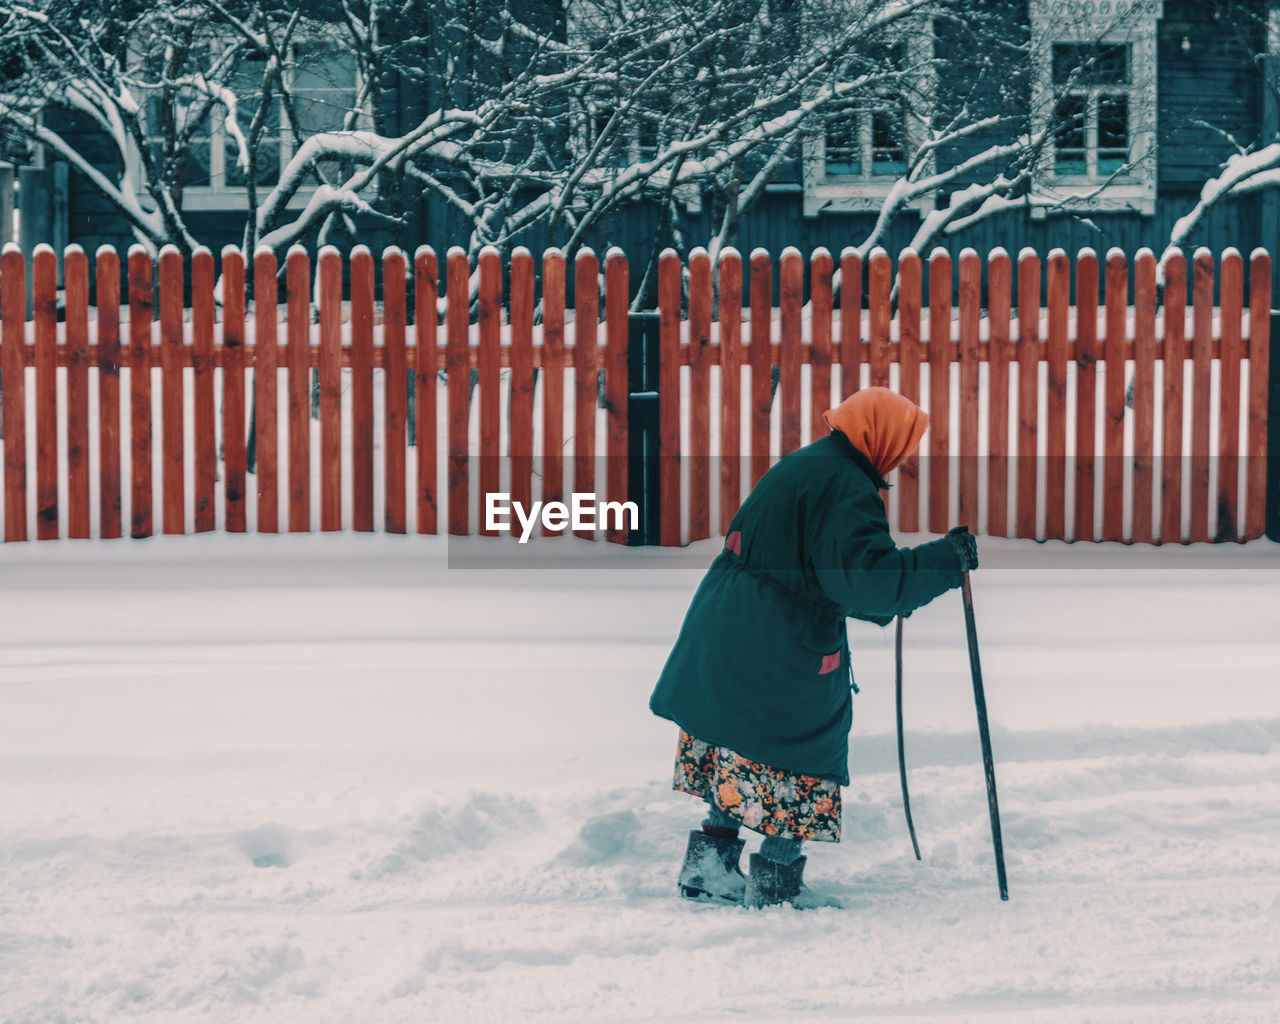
[0,242,1270,546]
[657,245,1272,546]
[0,242,629,544]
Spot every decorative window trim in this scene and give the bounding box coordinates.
[800,21,935,218]
[1029,0,1161,216]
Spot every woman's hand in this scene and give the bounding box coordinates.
[946,526,979,572]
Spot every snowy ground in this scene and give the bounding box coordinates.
[3,533,1280,1023]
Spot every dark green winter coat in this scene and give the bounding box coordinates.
[649,430,963,785]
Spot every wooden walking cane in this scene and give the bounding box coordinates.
[895,616,921,861]
[961,570,1009,901]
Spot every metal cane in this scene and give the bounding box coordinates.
[895,616,921,861]
[961,570,1009,901]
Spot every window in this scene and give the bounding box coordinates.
[579,93,665,167]
[140,41,371,210]
[224,54,283,188]
[1051,42,1131,179]
[145,84,216,189]
[577,34,674,171]
[872,107,907,175]
[574,31,702,213]
[801,29,933,216]
[291,50,364,182]
[822,104,908,179]
[1029,0,1160,215]
[823,118,862,177]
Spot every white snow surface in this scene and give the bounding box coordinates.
[3,532,1280,1023]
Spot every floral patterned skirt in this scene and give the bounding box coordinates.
[672,728,842,842]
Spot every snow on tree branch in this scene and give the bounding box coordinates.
[1169,143,1280,253]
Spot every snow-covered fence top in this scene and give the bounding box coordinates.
[0,242,1271,546]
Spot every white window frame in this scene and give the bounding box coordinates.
[137,39,372,212]
[1030,0,1161,216]
[800,21,935,217]
[1050,54,1131,180]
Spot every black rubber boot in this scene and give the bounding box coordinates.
[677,830,747,905]
[743,852,805,908]
[743,853,842,909]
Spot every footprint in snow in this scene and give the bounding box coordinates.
[237,825,297,869]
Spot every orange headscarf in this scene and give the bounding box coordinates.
[822,387,929,478]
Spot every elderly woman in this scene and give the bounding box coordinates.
[650,387,978,908]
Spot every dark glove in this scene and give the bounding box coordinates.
[945,525,979,572]
[848,610,896,627]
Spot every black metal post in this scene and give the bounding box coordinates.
[627,310,661,545]
[246,370,257,475]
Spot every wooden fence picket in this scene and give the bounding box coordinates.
[1132,250,1157,545]
[191,248,217,533]
[868,249,891,389]
[605,249,629,544]
[446,248,470,536]
[383,248,407,535]
[957,249,981,532]
[1246,250,1272,540]
[319,248,343,533]
[1103,250,1127,543]
[1044,249,1069,542]
[476,247,500,537]
[1190,249,1215,543]
[810,249,834,443]
[780,247,803,456]
[1016,249,1040,541]
[1216,249,1244,541]
[658,249,682,546]
[222,249,246,534]
[283,247,307,533]
[541,249,566,537]
[0,245,22,542]
[840,249,862,399]
[257,248,281,534]
[34,246,58,539]
[96,247,122,540]
[575,249,601,540]
[414,248,439,535]
[65,246,90,540]
[687,249,711,541]
[351,247,376,534]
[128,247,153,539]
[928,248,952,535]
[986,250,1011,538]
[509,248,535,525]
[1074,250,1100,542]
[749,249,772,488]
[159,247,184,536]
[1161,250,1186,543]
[897,250,922,533]
[718,249,743,533]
